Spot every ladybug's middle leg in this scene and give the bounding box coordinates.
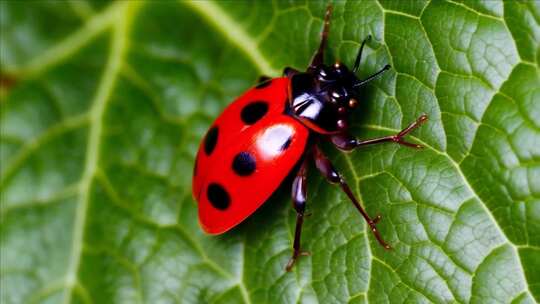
[313,146,391,249]
[286,157,311,271]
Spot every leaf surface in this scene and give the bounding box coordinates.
[1,1,539,303]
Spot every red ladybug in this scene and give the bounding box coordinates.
[192,6,428,271]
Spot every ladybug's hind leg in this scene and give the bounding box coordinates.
[286,157,311,271]
[313,146,392,249]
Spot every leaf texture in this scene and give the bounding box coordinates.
[1,1,539,303]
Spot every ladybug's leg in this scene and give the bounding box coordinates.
[257,75,271,84]
[330,114,428,151]
[309,5,333,68]
[286,157,311,271]
[313,146,391,249]
[283,67,300,78]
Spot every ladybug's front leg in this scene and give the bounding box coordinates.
[309,5,332,68]
[331,114,428,151]
[286,157,311,271]
[313,146,391,249]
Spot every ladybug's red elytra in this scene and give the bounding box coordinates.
[192,5,428,271]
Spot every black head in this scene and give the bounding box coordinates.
[289,36,390,134]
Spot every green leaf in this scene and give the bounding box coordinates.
[1,1,539,303]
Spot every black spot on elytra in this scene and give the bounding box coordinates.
[232,152,256,176]
[255,77,272,89]
[241,101,268,125]
[204,126,219,155]
[280,136,292,151]
[207,183,230,210]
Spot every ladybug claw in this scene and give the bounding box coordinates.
[397,139,424,149]
[366,214,393,250]
[286,259,295,272]
[393,114,428,149]
[286,250,311,271]
[417,113,429,124]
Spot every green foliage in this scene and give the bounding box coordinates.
[1,1,539,303]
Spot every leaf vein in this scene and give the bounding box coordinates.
[62,3,132,303]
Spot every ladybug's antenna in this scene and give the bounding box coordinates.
[353,35,371,73]
[353,65,391,88]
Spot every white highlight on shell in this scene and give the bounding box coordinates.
[256,124,293,159]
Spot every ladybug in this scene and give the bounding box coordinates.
[192,5,428,271]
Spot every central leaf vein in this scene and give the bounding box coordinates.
[62,2,132,303]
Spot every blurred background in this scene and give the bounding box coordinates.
[1,1,539,303]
